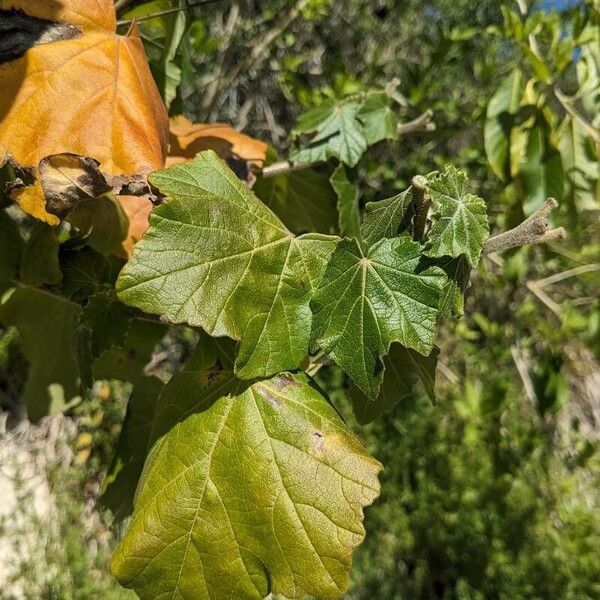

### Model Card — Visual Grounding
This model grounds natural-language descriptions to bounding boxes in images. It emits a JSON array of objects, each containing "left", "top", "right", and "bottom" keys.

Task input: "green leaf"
[
  {"left": 291, "top": 98, "right": 368, "bottom": 167},
  {"left": 81, "top": 293, "right": 131, "bottom": 357},
  {"left": 112, "top": 371, "right": 381, "bottom": 600},
  {"left": 123, "top": 0, "right": 187, "bottom": 108},
  {"left": 356, "top": 91, "right": 399, "bottom": 145},
  {"left": 437, "top": 255, "right": 472, "bottom": 318},
  {"left": 0, "top": 287, "right": 83, "bottom": 421},
  {"left": 351, "top": 344, "right": 439, "bottom": 424},
  {"left": 518, "top": 125, "right": 564, "bottom": 214},
  {"left": 254, "top": 168, "right": 338, "bottom": 234},
  {"left": 311, "top": 237, "right": 445, "bottom": 399},
  {"left": 117, "top": 151, "right": 338, "bottom": 380},
  {"left": 484, "top": 69, "right": 525, "bottom": 180},
  {"left": 360, "top": 187, "right": 414, "bottom": 248},
  {"left": 20, "top": 222, "right": 62, "bottom": 286},
  {"left": 558, "top": 116, "right": 599, "bottom": 212},
  {"left": 94, "top": 318, "right": 168, "bottom": 520},
  {"left": 59, "top": 248, "right": 122, "bottom": 301},
  {"left": 101, "top": 335, "right": 235, "bottom": 520},
  {"left": 68, "top": 194, "right": 129, "bottom": 256},
  {"left": 330, "top": 163, "right": 360, "bottom": 238},
  {"left": 425, "top": 166, "right": 489, "bottom": 267},
  {"left": 0, "top": 209, "right": 23, "bottom": 293}
]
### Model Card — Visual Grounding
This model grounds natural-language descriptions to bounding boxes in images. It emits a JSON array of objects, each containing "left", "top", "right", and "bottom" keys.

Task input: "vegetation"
[{"left": 0, "top": 0, "right": 598, "bottom": 598}]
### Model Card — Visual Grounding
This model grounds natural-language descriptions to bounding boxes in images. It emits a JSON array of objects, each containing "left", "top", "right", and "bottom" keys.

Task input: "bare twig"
[
  {"left": 260, "top": 160, "right": 310, "bottom": 178},
  {"left": 436, "top": 361, "right": 459, "bottom": 385},
  {"left": 511, "top": 344, "right": 538, "bottom": 407},
  {"left": 397, "top": 110, "right": 435, "bottom": 135},
  {"left": 525, "top": 281, "right": 563, "bottom": 318},
  {"left": 483, "top": 198, "right": 566, "bottom": 254},
  {"left": 554, "top": 87, "right": 600, "bottom": 145},
  {"left": 535, "top": 263, "right": 600, "bottom": 288},
  {"left": 524, "top": 263, "right": 600, "bottom": 319},
  {"left": 198, "top": 4, "right": 240, "bottom": 118}
]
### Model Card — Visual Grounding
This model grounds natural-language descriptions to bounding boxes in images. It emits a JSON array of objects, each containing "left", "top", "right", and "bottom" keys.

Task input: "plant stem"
[
  {"left": 397, "top": 110, "right": 435, "bottom": 135},
  {"left": 411, "top": 175, "right": 430, "bottom": 242},
  {"left": 483, "top": 198, "right": 566, "bottom": 254}
]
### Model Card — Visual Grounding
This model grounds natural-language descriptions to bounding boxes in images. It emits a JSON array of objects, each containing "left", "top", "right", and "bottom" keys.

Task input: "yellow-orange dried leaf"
[
  {"left": 117, "top": 195, "right": 153, "bottom": 258},
  {"left": 168, "top": 115, "right": 267, "bottom": 166},
  {"left": 0, "top": 0, "right": 168, "bottom": 221},
  {"left": 9, "top": 181, "right": 59, "bottom": 225}
]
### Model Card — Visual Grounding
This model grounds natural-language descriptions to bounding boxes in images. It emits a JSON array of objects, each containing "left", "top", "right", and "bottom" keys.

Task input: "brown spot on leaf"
[
  {"left": 272, "top": 373, "right": 301, "bottom": 391},
  {"left": 257, "top": 385, "right": 283, "bottom": 410},
  {"left": 312, "top": 431, "right": 325, "bottom": 452}
]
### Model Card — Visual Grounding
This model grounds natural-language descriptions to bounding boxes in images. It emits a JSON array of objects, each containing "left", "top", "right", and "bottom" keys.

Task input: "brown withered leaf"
[
  {"left": 40, "top": 154, "right": 112, "bottom": 219},
  {"left": 167, "top": 115, "right": 268, "bottom": 167},
  {"left": 0, "top": 0, "right": 168, "bottom": 223}
]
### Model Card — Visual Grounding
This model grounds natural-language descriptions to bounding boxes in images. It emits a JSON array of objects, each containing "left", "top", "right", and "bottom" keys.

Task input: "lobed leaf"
[
  {"left": 330, "top": 163, "right": 361, "bottom": 238},
  {"left": 351, "top": 344, "right": 439, "bottom": 424},
  {"left": 0, "top": 0, "right": 168, "bottom": 222},
  {"left": 425, "top": 166, "right": 489, "bottom": 267},
  {"left": 112, "top": 370, "right": 381, "bottom": 600},
  {"left": 291, "top": 98, "right": 368, "bottom": 167},
  {"left": 311, "top": 237, "right": 445, "bottom": 399},
  {"left": 360, "top": 186, "right": 414, "bottom": 248},
  {"left": 117, "top": 151, "right": 338, "bottom": 380},
  {"left": 356, "top": 91, "right": 399, "bottom": 145}
]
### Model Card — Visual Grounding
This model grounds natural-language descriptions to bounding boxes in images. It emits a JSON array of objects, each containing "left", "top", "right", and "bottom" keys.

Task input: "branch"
[
  {"left": 260, "top": 160, "right": 310, "bottom": 178},
  {"left": 554, "top": 87, "right": 600, "bottom": 145},
  {"left": 260, "top": 110, "right": 436, "bottom": 179},
  {"left": 397, "top": 109, "right": 435, "bottom": 135},
  {"left": 483, "top": 198, "right": 566, "bottom": 254}
]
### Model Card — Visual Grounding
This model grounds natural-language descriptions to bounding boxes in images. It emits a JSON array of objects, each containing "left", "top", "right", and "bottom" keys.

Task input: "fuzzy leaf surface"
[
  {"left": 425, "top": 167, "right": 489, "bottom": 267},
  {"left": 311, "top": 237, "right": 445, "bottom": 399},
  {"left": 112, "top": 371, "right": 381, "bottom": 600},
  {"left": 360, "top": 187, "right": 414, "bottom": 248},
  {"left": 117, "top": 151, "right": 337, "bottom": 379}
]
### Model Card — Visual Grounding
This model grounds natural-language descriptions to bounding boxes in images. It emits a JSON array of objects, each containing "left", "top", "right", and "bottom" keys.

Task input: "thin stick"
[
  {"left": 483, "top": 198, "right": 566, "bottom": 254},
  {"left": 554, "top": 87, "right": 600, "bottom": 145},
  {"left": 511, "top": 345, "right": 538, "bottom": 406},
  {"left": 534, "top": 263, "right": 600, "bottom": 288},
  {"left": 260, "top": 160, "right": 310, "bottom": 178},
  {"left": 397, "top": 110, "right": 435, "bottom": 135},
  {"left": 525, "top": 281, "right": 563, "bottom": 318}
]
